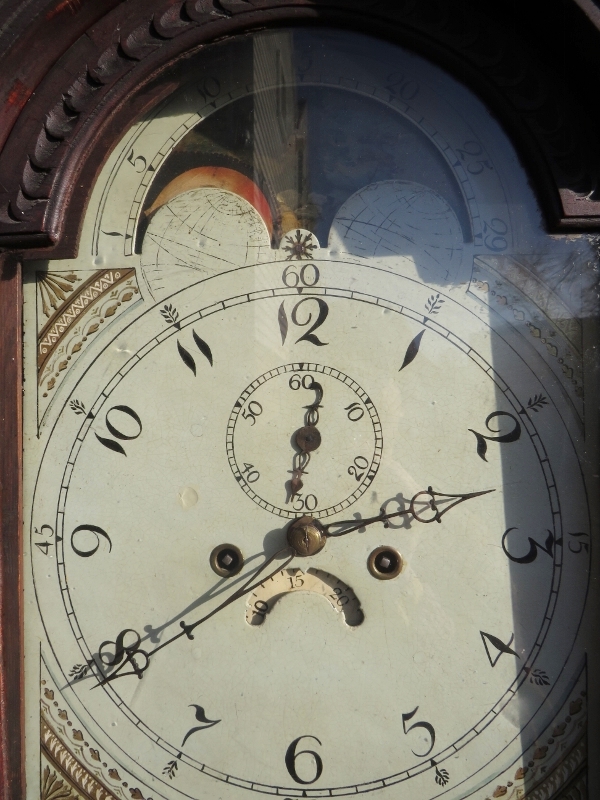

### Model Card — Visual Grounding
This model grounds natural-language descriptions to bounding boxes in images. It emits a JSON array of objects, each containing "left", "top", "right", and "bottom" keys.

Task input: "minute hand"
[
  {"left": 322, "top": 486, "right": 495, "bottom": 539},
  {"left": 94, "top": 545, "right": 295, "bottom": 686}
]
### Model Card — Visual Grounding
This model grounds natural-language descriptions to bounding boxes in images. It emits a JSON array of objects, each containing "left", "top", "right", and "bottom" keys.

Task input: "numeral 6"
[{"left": 285, "top": 735, "right": 323, "bottom": 784}]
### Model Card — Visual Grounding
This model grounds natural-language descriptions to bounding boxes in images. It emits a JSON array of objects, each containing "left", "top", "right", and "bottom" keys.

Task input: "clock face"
[{"left": 23, "top": 28, "right": 596, "bottom": 800}]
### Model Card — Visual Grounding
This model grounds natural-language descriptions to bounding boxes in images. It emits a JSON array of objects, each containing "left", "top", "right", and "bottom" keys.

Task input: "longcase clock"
[{"left": 0, "top": 2, "right": 599, "bottom": 800}]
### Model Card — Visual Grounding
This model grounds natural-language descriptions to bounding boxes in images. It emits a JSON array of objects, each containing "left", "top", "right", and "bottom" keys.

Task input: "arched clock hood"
[{"left": 0, "top": 0, "right": 599, "bottom": 258}]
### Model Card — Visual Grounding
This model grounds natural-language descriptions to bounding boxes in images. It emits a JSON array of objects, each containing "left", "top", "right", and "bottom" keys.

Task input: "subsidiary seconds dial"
[{"left": 227, "top": 363, "right": 383, "bottom": 518}]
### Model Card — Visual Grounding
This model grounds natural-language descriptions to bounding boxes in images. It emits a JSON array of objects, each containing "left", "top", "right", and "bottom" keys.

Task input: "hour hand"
[{"left": 322, "top": 486, "right": 495, "bottom": 538}]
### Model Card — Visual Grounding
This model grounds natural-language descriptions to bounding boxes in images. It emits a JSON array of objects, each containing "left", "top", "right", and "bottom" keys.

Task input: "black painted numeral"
[
  {"left": 242, "top": 401, "right": 263, "bottom": 425},
  {"left": 384, "top": 71, "right": 420, "bottom": 101},
  {"left": 95, "top": 405, "right": 142, "bottom": 456},
  {"left": 127, "top": 149, "right": 147, "bottom": 172},
  {"left": 456, "top": 139, "right": 493, "bottom": 174},
  {"left": 345, "top": 402, "right": 364, "bottom": 422},
  {"left": 568, "top": 532, "right": 590, "bottom": 554},
  {"left": 502, "top": 527, "right": 556, "bottom": 563},
  {"left": 469, "top": 411, "right": 521, "bottom": 461},
  {"left": 98, "top": 629, "right": 149, "bottom": 680},
  {"left": 348, "top": 456, "right": 369, "bottom": 481},
  {"left": 181, "top": 704, "right": 221, "bottom": 747},
  {"left": 253, "top": 600, "right": 269, "bottom": 618},
  {"left": 34, "top": 524, "right": 55, "bottom": 555},
  {"left": 480, "top": 630, "right": 519, "bottom": 667},
  {"left": 329, "top": 587, "right": 349, "bottom": 606},
  {"left": 282, "top": 263, "right": 320, "bottom": 288},
  {"left": 285, "top": 736, "right": 323, "bottom": 784},
  {"left": 279, "top": 298, "right": 329, "bottom": 346},
  {"left": 401, "top": 707, "right": 435, "bottom": 757},
  {"left": 293, "top": 493, "right": 318, "bottom": 512},
  {"left": 71, "top": 524, "right": 112, "bottom": 557},
  {"left": 177, "top": 330, "right": 213, "bottom": 375},
  {"left": 242, "top": 463, "right": 260, "bottom": 483},
  {"left": 475, "top": 217, "right": 508, "bottom": 251},
  {"left": 399, "top": 330, "right": 425, "bottom": 371}
]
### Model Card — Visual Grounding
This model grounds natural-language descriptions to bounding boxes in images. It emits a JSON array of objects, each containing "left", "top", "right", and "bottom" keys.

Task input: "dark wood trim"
[
  {"left": 0, "top": 0, "right": 599, "bottom": 258},
  {"left": 0, "top": 0, "right": 125, "bottom": 157},
  {"left": 0, "top": 254, "right": 24, "bottom": 800}
]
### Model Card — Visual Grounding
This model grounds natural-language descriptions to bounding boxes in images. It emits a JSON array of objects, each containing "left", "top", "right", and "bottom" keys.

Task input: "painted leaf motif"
[
  {"left": 192, "top": 330, "right": 213, "bottom": 366},
  {"left": 95, "top": 434, "right": 126, "bottom": 456},
  {"left": 530, "top": 669, "right": 551, "bottom": 686},
  {"left": 278, "top": 301, "right": 288, "bottom": 345},
  {"left": 399, "top": 330, "right": 425, "bottom": 371},
  {"left": 177, "top": 341, "right": 196, "bottom": 376}
]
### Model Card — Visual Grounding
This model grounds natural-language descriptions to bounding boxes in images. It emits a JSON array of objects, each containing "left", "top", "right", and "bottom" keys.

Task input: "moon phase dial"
[{"left": 227, "top": 363, "right": 383, "bottom": 519}]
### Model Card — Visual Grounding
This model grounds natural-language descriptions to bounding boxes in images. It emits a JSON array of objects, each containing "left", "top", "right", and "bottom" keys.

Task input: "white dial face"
[{"left": 23, "top": 28, "right": 595, "bottom": 800}]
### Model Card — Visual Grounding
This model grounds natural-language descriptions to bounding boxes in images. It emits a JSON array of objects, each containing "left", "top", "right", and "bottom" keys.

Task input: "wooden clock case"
[{"left": 1, "top": 0, "right": 600, "bottom": 796}]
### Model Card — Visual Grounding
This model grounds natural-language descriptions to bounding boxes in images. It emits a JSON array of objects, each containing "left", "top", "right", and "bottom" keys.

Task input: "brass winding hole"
[
  {"left": 210, "top": 543, "right": 244, "bottom": 577},
  {"left": 367, "top": 546, "right": 403, "bottom": 580}
]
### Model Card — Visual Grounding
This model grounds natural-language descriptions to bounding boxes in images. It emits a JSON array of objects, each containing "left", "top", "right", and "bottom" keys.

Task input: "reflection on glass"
[{"left": 24, "top": 26, "right": 598, "bottom": 800}]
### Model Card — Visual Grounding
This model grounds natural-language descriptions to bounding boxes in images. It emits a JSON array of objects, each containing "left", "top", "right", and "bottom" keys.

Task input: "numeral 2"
[
  {"left": 279, "top": 298, "right": 329, "bottom": 346},
  {"left": 469, "top": 411, "right": 521, "bottom": 461}
]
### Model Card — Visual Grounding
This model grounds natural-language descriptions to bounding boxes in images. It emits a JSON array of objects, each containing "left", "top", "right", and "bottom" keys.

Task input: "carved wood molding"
[{"left": 0, "top": 0, "right": 599, "bottom": 256}]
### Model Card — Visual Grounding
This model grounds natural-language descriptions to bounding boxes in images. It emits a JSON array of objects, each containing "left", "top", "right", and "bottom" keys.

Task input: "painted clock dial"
[{"left": 23, "top": 28, "right": 596, "bottom": 800}]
